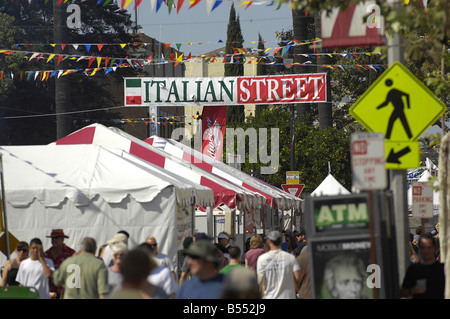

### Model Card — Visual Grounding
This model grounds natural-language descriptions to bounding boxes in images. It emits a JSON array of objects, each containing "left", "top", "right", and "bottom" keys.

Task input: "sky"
[{"left": 134, "top": 0, "right": 293, "bottom": 56}]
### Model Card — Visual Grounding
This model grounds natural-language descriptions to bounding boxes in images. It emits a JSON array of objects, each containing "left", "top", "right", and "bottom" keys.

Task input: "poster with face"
[{"left": 310, "top": 238, "right": 376, "bottom": 299}]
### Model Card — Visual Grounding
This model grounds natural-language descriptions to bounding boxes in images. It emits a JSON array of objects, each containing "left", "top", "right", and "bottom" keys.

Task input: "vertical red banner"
[{"left": 201, "top": 106, "right": 227, "bottom": 161}]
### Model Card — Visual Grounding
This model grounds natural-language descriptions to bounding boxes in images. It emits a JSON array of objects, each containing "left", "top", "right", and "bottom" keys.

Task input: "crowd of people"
[
  {"left": 0, "top": 228, "right": 310, "bottom": 299},
  {"left": 0, "top": 224, "right": 445, "bottom": 299}
]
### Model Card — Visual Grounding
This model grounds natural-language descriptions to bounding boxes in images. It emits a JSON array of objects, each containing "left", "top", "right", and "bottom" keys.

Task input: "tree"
[
  {"left": 255, "top": 33, "right": 268, "bottom": 119},
  {"left": 238, "top": 107, "right": 352, "bottom": 193},
  {"left": 225, "top": 3, "right": 245, "bottom": 125},
  {"left": 0, "top": 3, "right": 138, "bottom": 145},
  {"left": 282, "top": 0, "right": 449, "bottom": 125},
  {"left": 0, "top": 13, "right": 21, "bottom": 101}
]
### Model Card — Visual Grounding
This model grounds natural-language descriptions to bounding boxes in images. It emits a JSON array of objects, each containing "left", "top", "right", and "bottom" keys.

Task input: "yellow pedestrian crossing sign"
[
  {"left": 384, "top": 140, "right": 420, "bottom": 170},
  {"left": 349, "top": 62, "right": 446, "bottom": 142}
]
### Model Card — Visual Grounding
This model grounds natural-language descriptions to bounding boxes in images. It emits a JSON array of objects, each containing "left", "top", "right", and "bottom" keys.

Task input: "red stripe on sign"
[
  {"left": 126, "top": 96, "right": 142, "bottom": 105},
  {"left": 56, "top": 126, "right": 96, "bottom": 145}
]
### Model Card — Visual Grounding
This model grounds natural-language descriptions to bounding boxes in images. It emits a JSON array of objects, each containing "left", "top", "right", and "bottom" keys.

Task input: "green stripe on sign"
[{"left": 126, "top": 79, "right": 141, "bottom": 88}]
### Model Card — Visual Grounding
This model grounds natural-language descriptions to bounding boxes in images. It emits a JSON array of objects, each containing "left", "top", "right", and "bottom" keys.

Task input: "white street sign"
[
  {"left": 351, "top": 132, "right": 387, "bottom": 190},
  {"left": 412, "top": 181, "right": 433, "bottom": 219}
]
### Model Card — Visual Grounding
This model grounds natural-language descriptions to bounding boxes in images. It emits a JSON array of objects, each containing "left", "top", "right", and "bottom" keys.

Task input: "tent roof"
[
  {"left": 55, "top": 124, "right": 265, "bottom": 211},
  {"left": 0, "top": 144, "right": 197, "bottom": 208},
  {"left": 146, "top": 136, "right": 302, "bottom": 211},
  {"left": 311, "top": 174, "right": 351, "bottom": 196}
]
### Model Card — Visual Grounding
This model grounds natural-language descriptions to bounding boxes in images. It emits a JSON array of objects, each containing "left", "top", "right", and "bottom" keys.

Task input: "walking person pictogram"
[{"left": 376, "top": 79, "right": 412, "bottom": 139}]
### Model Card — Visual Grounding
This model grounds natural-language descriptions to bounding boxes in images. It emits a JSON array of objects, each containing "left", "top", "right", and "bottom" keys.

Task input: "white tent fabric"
[
  {"left": 54, "top": 123, "right": 265, "bottom": 211},
  {"left": 407, "top": 170, "right": 439, "bottom": 215},
  {"left": 0, "top": 144, "right": 198, "bottom": 268},
  {"left": 146, "top": 136, "right": 302, "bottom": 211},
  {"left": 310, "top": 174, "right": 351, "bottom": 196}
]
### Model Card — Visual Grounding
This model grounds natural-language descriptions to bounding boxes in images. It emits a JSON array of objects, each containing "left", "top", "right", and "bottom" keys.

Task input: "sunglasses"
[
  {"left": 17, "top": 248, "right": 28, "bottom": 253},
  {"left": 149, "top": 243, "right": 157, "bottom": 248}
]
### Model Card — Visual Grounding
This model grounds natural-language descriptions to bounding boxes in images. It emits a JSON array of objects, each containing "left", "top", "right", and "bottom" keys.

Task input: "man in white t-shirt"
[
  {"left": 257, "top": 230, "right": 301, "bottom": 299},
  {"left": 16, "top": 238, "right": 55, "bottom": 299},
  {"left": 146, "top": 236, "right": 176, "bottom": 279},
  {"left": 147, "top": 265, "right": 179, "bottom": 298}
]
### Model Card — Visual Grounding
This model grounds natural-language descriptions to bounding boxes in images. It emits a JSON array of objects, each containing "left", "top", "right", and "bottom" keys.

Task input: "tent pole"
[
  {"left": 0, "top": 155, "right": 10, "bottom": 260},
  {"left": 207, "top": 206, "right": 213, "bottom": 237}
]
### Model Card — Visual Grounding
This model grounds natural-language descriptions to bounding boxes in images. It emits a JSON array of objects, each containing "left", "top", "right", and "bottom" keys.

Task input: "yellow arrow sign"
[
  {"left": 349, "top": 62, "right": 446, "bottom": 141},
  {"left": 385, "top": 141, "right": 420, "bottom": 170}
]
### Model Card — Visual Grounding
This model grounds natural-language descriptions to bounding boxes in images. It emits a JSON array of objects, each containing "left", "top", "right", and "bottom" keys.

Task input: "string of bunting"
[
  {"left": 28, "top": 0, "right": 292, "bottom": 15},
  {"left": 0, "top": 48, "right": 385, "bottom": 80},
  {"left": 13, "top": 39, "right": 320, "bottom": 51}
]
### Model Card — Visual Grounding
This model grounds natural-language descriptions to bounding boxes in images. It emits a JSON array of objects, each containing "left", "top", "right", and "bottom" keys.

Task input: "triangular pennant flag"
[
  {"left": 120, "top": 43, "right": 127, "bottom": 49},
  {"left": 97, "top": 44, "right": 104, "bottom": 51},
  {"left": 97, "top": 57, "right": 102, "bottom": 68},
  {"left": 134, "top": 0, "right": 143, "bottom": 9},
  {"left": 88, "top": 57, "right": 95, "bottom": 67},
  {"left": 167, "top": 0, "right": 174, "bottom": 13},
  {"left": 123, "top": 0, "right": 133, "bottom": 9},
  {"left": 176, "top": 43, "right": 182, "bottom": 51},
  {"left": 189, "top": 0, "right": 201, "bottom": 8},
  {"left": 156, "top": 0, "right": 164, "bottom": 11},
  {"left": 176, "top": 0, "right": 184, "bottom": 13},
  {"left": 46, "top": 54, "right": 55, "bottom": 63},
  {"left": 85, "top": 44, "right": 91, "bottom": 52}
]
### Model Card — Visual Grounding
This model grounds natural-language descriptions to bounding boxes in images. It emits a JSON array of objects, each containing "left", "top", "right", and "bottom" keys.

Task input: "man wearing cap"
[
  {"left": 102, "top": 231, "right": 129, "bottom": 268},
  {"left": 45, "top": 229, "right": 75, "bottom": 298},
  {"left": 215, "top": 231, "right": 231, "bottom": 263},
  {"left": 257, "top": 230, "right": 301, "bottom": 299},
  {"left": 176, "top": 240, "right": 225, "bottom": 299}
]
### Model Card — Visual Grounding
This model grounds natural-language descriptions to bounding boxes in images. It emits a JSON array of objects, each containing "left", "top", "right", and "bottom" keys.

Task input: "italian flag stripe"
[{"left": 125, "top": 79, "right": 142, "bottom": 105}]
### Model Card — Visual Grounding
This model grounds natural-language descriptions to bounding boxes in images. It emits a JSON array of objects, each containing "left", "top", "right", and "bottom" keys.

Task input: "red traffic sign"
[{"left": 281, "top": 184, "right": 305, "bottom": 197}]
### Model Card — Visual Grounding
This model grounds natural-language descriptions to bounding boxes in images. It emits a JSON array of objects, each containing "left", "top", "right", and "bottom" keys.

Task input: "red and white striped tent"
[
  {"left": 146, "top": 135, "right": 302, "bottom": 212},
  {"left": 54, "top": 124, "right": 266, "bottom": 213}
]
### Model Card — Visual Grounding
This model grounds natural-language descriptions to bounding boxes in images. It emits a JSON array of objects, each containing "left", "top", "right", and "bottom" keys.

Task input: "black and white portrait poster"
[{"left": 310, "top": 238, "right": 376, "bottom": 299}]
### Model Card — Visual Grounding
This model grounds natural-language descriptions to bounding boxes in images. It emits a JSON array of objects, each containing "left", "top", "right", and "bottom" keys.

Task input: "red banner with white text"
[{"left": 201, "top": 106, "right": 227, "bottom": 161}]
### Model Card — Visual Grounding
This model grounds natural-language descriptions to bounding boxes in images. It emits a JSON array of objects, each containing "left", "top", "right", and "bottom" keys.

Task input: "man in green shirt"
[
  {"left": 219, "top": 245, "right": 243, "bottom": 275},
  {"left": 53, "top": 237, "right": 109, "bottom": 299}
]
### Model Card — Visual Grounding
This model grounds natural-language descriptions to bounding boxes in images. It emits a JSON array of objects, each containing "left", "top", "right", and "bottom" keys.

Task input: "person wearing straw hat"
[{"left": 45, "top": 229, "right": 75, "bottom": 298}]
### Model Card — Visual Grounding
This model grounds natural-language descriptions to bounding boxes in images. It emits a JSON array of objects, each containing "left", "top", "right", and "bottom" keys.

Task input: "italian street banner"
[
  {"left": 201, "top": 106, "right": 226, "bottom": 161},
  {"left": 124, "top": 73, "right": 327, "bottom": 106}
]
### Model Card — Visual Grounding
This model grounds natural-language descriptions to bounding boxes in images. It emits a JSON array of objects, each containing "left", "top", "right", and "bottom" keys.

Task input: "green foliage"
[
  {"left": 0, "top": 3, "right": 139, "bottom": 145},
  {"left": 225, "top": 3, "right": 245, "bottom": 124},
  {"left": 232, "top": 106, "right": 352, "bottom": 194},
  {"left": 0, "top": 13, "right": 22, "bottom": 101}
]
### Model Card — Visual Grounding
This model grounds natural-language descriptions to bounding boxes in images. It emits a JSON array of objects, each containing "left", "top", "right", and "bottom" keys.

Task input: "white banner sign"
[{"left": 124, "top": 74, "right": 327, "bottom": 106}]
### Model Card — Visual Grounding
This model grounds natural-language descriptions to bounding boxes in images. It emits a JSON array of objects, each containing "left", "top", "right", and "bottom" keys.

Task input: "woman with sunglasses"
[{"left": 1, "top": 241, "right": 29, "bottom": 286}]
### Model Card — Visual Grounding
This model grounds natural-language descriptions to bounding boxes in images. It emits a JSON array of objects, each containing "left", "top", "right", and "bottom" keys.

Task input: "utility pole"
[{"left": 386, "top": 0, "right": 409, "bottom": 286}]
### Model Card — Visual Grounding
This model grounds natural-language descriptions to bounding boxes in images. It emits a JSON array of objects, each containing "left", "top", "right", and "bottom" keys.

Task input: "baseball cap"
[
  {"left": 107, "top": 233, "right": 128, "bottom": 244},
  {"left": 184, "top": 240, "right": 220, "bottom": 265},
  {"left": 217, "top": 232, "right": 230, "bottom": 240},
  {"left": 265, "top": 230, "right": 282, "bottom": 241}
]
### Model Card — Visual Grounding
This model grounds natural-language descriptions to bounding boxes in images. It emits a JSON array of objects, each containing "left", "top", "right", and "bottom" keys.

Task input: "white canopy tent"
[
  {"left": 0, "top": 144, "right": 212, "bottom": 268},
  {"left": 310, "top": 174, "right": 351, "bottom": 196}
]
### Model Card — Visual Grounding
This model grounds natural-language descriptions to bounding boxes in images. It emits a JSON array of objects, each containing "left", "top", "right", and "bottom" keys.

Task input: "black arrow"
[{"left": 387, "top": 146, "right": 411, "bottom": 164}]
